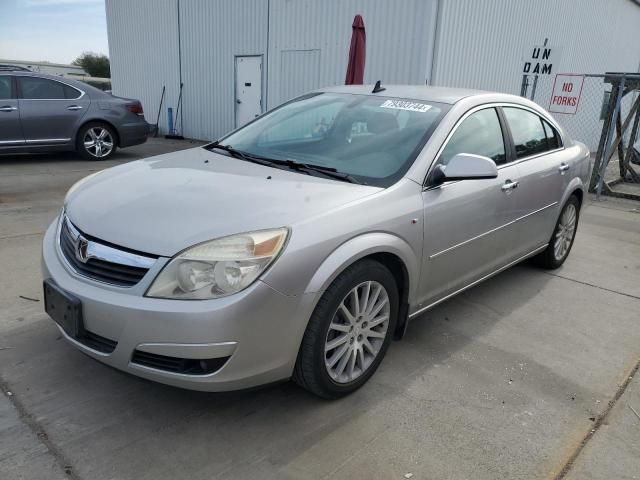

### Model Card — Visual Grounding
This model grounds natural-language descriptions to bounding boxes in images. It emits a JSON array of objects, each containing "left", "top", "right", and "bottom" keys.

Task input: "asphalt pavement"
[{"left": 1, "top": 138, "right": 638, "bottom": 480}]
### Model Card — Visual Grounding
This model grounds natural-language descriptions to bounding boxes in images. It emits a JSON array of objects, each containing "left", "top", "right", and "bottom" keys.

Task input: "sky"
[{"left": 0, "top": 0, "right": 108, "bottom": 64}]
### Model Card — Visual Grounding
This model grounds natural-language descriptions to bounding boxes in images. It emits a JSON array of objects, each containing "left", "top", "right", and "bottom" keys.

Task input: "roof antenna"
[{"left": 372, "top": 80, "right": 386, "bottom": 93}]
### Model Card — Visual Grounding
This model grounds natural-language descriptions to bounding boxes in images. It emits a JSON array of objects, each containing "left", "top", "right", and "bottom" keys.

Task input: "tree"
[{"left": 72, "top": 52, "right": 110, "bottom": 78}]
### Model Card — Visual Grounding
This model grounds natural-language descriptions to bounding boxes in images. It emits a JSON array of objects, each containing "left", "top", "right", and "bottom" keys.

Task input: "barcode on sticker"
[{"left": 380, "top": 100, "right": 432, "bottom": 113}]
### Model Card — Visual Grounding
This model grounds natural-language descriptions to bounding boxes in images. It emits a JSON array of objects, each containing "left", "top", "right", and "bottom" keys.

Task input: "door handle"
[
  {"left": 236, "top": 99, "right": 242, "bottom": 104},
  {"left": 501, "top": 180, "right": 519, "bottom": 192},
  {"left": 559, "top": 163, "right": 570, "bottom": 173},
  {"left": 67, "top": 105, "right": 83, "bottom": 111},
  {"left": 0, "top": 106, "right": 17, "bottom": 112}
]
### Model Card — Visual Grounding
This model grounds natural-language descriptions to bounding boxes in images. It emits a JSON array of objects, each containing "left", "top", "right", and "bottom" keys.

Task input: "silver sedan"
[{"left": 41, "top": 85, "right": 590, "bottom": 398}]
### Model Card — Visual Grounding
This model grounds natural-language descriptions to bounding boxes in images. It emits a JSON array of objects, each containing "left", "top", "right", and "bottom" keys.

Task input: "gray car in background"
[
  {"left": 42, "top": 85, "right": 590, "bottom": 398},
  {"left": 0, "top": 69, "right": 149, "bottom": 160}
]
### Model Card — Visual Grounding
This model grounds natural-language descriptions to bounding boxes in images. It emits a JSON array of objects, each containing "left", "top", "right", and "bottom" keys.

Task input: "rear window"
[{"left": 542, "top": 119, "right": 561, "bottom": 150}]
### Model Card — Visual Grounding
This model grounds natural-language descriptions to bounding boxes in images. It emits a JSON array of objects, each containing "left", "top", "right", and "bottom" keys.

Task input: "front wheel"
[
  {"left": 77, "top": 122, "right": 117, "bottom": 160},
  {"left": 534, "top": 195, "right": 580, "bottom": 269},
  {"left": 293, "top": 259, "right": 398, "bottom": 399}
]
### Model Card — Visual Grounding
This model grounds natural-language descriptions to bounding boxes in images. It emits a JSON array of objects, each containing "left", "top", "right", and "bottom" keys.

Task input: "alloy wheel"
[
  {"left": 554, "top": 203, "right": 577, "bottom": 261},
  {"left": 83, "top": 127, "right": 114, "bottom": 158},
  {"left": 324, "top": 281, "right": 390, "bottom": 384}
]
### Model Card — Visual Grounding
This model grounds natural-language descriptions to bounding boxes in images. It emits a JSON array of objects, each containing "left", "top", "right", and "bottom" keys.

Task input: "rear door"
[
  {"left": 0, "top": 75, "right": 24, "bottom": 146},
  {"left": 17, "top": 75, "right": 89, "bottom": 145},
  {"left": 419, "top": 107, "right": 522, "bottom": 307},
  {"left": 501, "top": 106, "right": 566, "bottom": 254}
]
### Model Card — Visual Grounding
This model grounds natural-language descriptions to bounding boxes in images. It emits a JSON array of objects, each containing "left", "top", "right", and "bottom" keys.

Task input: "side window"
[
  {"left": 503, "top": 107, "right": 549, "bottom": 158},
  {"left": 439, "top": 108, "right": 506, "bottom": 166},
  {"left": 18, "top": 77, "right": 79, "bottom": 100},
  {"left": 64, "top": 84, "right": 81, "bottom": 99},
  {"left": 542, "top": 119, "right": 561, "bottom": 150},
  {"left": 0, "top": 76, "right": 13, "bottom": 99}
]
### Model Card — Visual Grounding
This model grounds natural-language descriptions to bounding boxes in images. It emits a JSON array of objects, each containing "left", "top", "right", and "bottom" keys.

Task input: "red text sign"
[{"left": 549, "top": 74, "right": 584, "bottom": 115}]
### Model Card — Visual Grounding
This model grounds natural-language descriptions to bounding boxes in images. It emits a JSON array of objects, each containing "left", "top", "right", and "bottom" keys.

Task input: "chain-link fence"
[{"left": 523, "top": 72, "right": 640, "bottom": 199}]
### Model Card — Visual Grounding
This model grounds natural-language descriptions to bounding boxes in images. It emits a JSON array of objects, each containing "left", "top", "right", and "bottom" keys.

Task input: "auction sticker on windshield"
[{"left": 380, "top": 99, "right": 432, "bottom": 113}]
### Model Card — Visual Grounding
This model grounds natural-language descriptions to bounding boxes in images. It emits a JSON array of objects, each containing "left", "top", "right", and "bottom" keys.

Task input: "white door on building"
[{"left": 235, "top": 56, "right": 262, "bottom": 128}]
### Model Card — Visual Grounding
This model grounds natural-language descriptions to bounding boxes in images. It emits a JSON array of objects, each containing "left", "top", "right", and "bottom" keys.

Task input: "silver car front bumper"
[{"left": 41, "top": 220, "right": 311, "bottom": 392}]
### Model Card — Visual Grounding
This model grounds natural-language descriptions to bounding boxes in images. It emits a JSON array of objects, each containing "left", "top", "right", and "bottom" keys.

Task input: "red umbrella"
[{"left": 345, "top": 14, "right": 366, "bottom": 85}]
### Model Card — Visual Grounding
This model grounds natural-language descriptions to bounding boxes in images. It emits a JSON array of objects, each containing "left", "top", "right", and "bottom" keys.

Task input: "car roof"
[
  {"left": 316, "top": 84, "right": 491, "bottom": 105},
  {"left": 8, "top": 71, "right": 108, "bottom": 96},
  {"left": 11, "top": 70, "right": 74, "bottom": 81}
]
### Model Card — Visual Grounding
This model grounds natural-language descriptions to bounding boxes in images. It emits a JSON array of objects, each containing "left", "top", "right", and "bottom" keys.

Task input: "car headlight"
[{"left": 145, "top": 228, "right": 288, "bottom": 300}]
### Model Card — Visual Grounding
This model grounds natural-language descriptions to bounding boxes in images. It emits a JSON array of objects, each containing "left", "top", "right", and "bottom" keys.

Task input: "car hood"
[{"left": 65, "top": 147, "right": 382, "bottom": 256}]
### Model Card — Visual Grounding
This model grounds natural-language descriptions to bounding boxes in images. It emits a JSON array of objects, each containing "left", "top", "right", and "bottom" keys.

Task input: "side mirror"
[{"left": 431, "top": 153, "right": 498, "bottom": 186}]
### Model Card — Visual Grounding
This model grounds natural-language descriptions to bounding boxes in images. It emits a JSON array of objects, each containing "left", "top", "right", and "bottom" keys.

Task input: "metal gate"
[{"left": 524, "top": 71, "right": 640, "bottom": 200}]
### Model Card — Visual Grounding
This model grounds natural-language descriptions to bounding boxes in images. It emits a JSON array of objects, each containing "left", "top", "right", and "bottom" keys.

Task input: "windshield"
[{"left": 216, "top": 93, "right": 449, "bottom": 187}]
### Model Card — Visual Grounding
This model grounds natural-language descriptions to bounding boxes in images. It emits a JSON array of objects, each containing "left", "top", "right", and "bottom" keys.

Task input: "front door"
[
  {"left": 418, "top": 107, "right": 522, "bottom": 308},
  {"left": 235, "top": 56, "right": 263, "bottom": 128},
  {"left": 420, "top": 164, "right": 521, "bottom": 307},
  {"left": 17, "top": 75, "right": 89, "bottom": 144},
  {"left": 0, "top": 75, "right": 24, "bottom": 146}
]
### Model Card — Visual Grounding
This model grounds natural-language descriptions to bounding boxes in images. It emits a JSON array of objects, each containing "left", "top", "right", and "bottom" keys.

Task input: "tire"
[
  {"left": 533, "top": 195, "right": 580, "bottom": 269},
  {"left": 77, "top": 122, "right": 117, "bottom": 160},
  {"left": 293, "top": 259, "right": 399, "bottom": 399}
]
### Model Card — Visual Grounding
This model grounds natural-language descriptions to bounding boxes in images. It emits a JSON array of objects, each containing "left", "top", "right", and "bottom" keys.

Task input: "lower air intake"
[{"left": 131, "top": 350, "right": 229, "bottom": 375}]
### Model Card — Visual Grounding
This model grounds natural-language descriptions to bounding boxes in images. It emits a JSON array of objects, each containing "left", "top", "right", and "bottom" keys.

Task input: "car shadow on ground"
[{"left": 1, "top": 260, "right": 597, "bottom": 478}]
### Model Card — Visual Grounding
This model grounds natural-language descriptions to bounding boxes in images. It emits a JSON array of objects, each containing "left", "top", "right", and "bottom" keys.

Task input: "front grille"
[
  {"left": 59, "top": 217, "right": 155, "bottom": 287},
  {"left": 131, "top": 350, "right": 230, "bottom": 375},
  {"left": 78, "top": 330, "right": 118, "bottom": 354}
]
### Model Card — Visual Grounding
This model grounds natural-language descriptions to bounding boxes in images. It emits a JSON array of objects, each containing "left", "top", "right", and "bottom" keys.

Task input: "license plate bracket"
[{"left": 43, "top": 279, "right": 84, "bottom": 338}]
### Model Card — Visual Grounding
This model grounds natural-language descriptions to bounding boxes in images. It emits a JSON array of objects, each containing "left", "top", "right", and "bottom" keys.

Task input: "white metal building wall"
[
  {"left": 106, "top": 0, "right": 438, "bottom": 140},
  {"left": 431, "top": 0, "right": 640, "bottom": 91},
  {"left": 105, "top": 0, "right": 181, "bottom": 137},
  {"left": 266, "top": 0, "right": 438, "bottom": 107},
  {"left": 178, "top": 0, "right": 268, "bottom": 141},
  {"left": 431, "top": 0, "right": 640, "bottom": 148},
  {"left": 106, "top": 0, "right": 640, "bottom": 144}
]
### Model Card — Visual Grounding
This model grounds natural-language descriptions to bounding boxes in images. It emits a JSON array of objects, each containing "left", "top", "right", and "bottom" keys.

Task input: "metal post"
[
  {"left": 530, "top": 75, "right": 538, "bottom": 101},
  {"left": 596, "top": 76, "right": 625, "bottom": 198},
  {"left": 167, "top": 107, "right": 174, "bottom": 135},
  {"left": 520, "top": 75, "right": 529, "bottom": 97},
  {"left": 616, "top": 110, "right": 625, "bottom": 178},
  {"left": 530, "top": 38, "right": 548, "bottom": 101},
  {"left": 622, "top": 100, "right": 640, "bottom": 180}
]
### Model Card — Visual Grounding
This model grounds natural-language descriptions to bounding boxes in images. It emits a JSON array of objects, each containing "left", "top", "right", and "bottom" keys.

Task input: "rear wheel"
[
  {"left": 293, "top": 259, "right": 398, "bottom": 399},
  {"left": 77, "top": 122, "right": 117, "bottom": 160},
  {"left": 534, "top": 195, "right": 580, "bottom": 269}
]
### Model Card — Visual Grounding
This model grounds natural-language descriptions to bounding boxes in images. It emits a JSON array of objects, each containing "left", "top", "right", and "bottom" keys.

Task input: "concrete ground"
[{"left": 1, "top": 138, "right": 639, "bottom": 480}]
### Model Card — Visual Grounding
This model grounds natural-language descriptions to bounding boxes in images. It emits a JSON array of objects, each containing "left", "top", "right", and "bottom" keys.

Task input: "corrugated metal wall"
[
  {"left": 106, "top": 0, "right": 438, "bottom": 140},
  {"left": 105, "top": 0, "right": 640, "bottom": 144},
  {"left": 431, "top": 0, "right": 640, "bottom": 148},
  {"left": 105, "top": 0, "right": 181, "bottom": 138},
  {"left": 279, "top": 49, "right": 322, "bottom": 102},
  {"left": 178, "top": 0, "right": 268, "bottom": 141},
  {"left": 267, "top": 0, "right": 438, "bottom": 108}
]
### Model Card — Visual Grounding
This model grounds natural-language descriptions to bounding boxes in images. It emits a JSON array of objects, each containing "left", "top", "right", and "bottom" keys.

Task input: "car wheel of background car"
[
  {"left": 77, "top": 122, "right": 117, "bottom": 160},
  {"left": 293, "top": 259, "right": 398, "bottom": 399},
  {"left": 534, "top": 195, "right": 580, "bottom": 269}
]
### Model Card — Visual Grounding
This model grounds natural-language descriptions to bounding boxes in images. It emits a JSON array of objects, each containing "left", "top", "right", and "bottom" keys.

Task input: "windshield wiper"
[
  {"left": 281, "top": 160, "right": 364, "bottom": 185},
  {"left": 207, "top": 143, "right": 363, "bottom": 184},
  {"left": 207, "top": 142, "right": 278, "bottom": 167}
]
